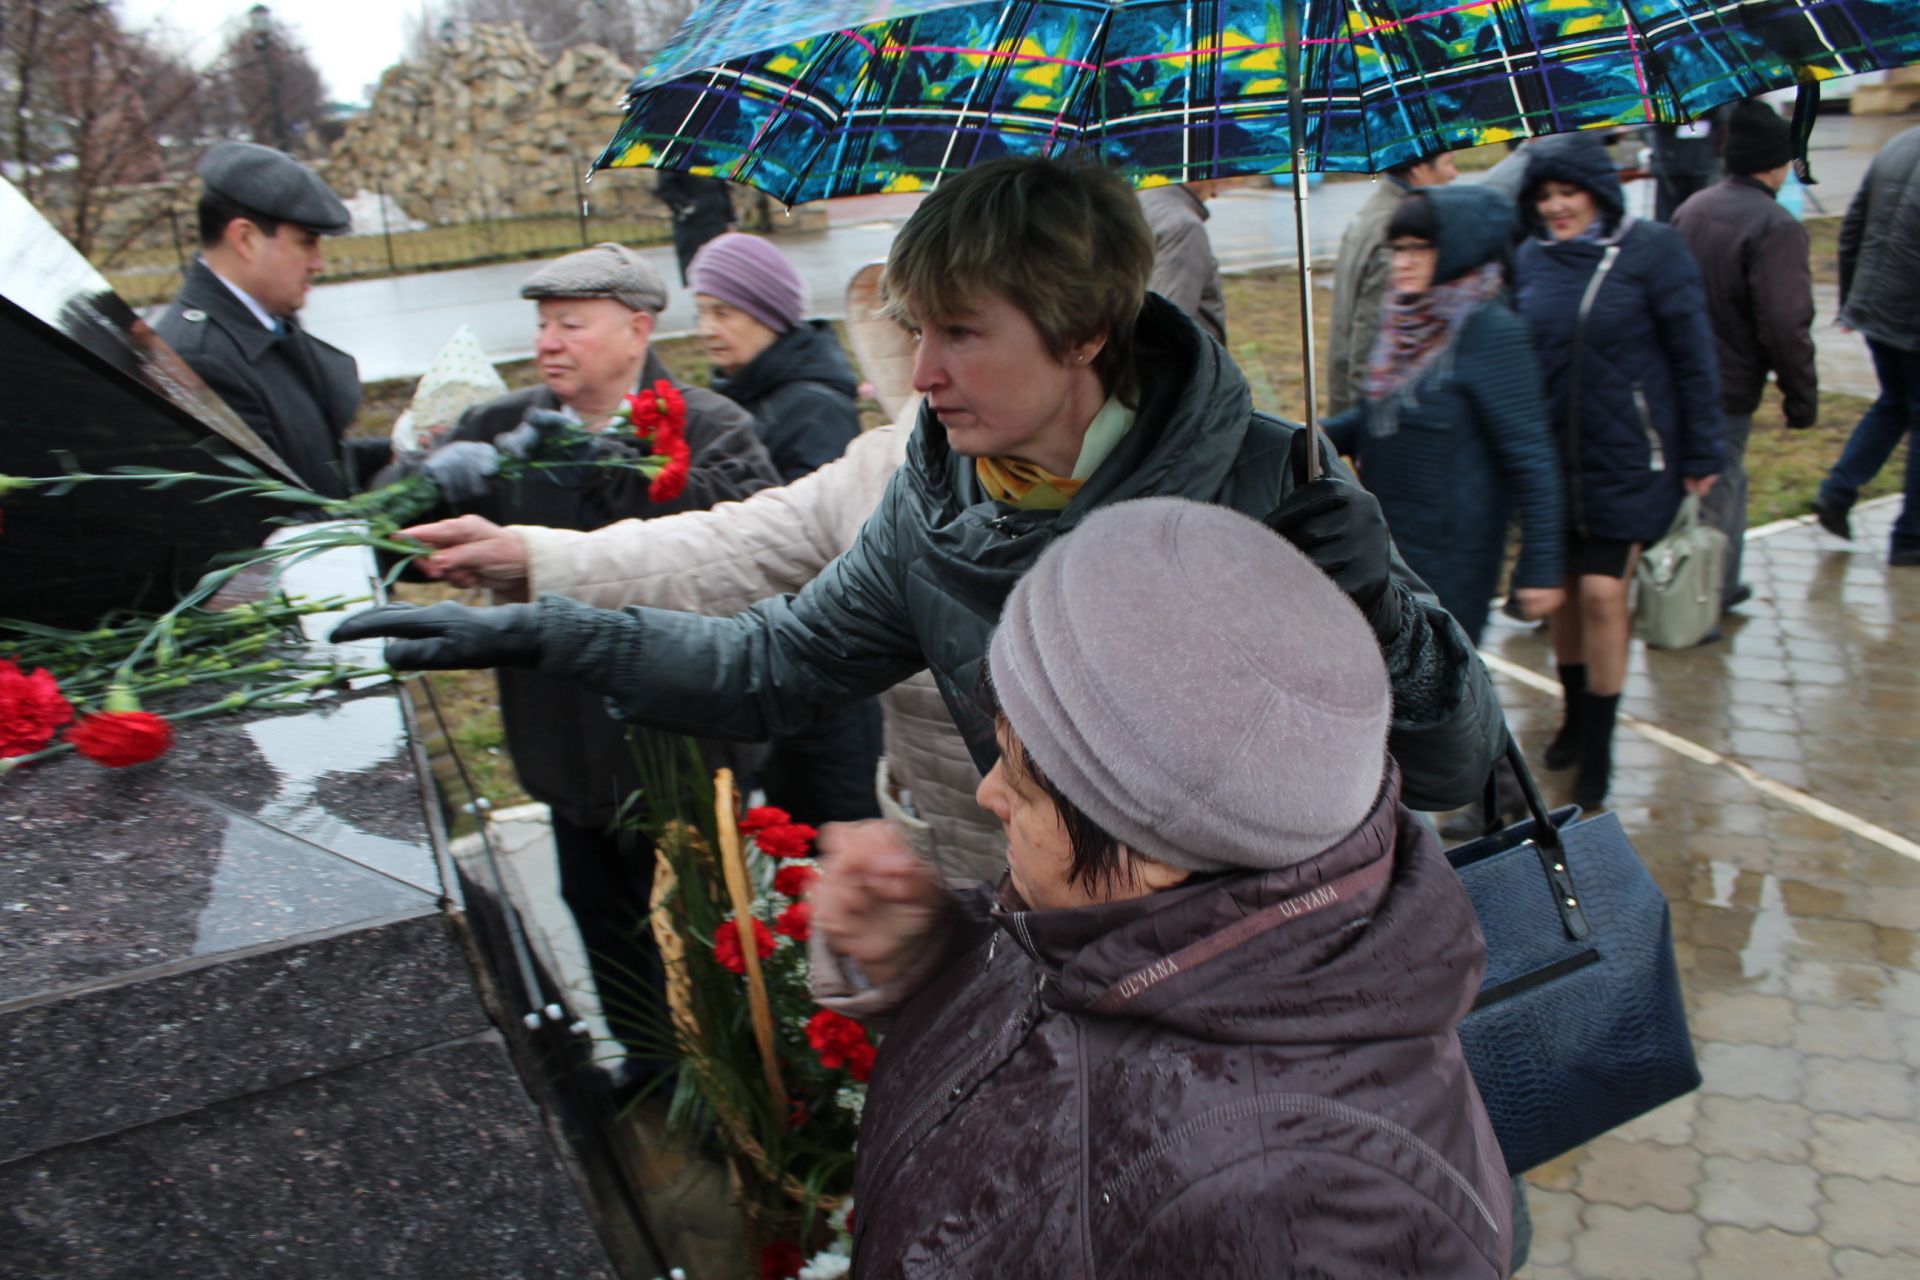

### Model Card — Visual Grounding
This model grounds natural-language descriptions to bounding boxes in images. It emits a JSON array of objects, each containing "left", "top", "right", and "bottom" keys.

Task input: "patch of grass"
[
  {"left": 1805, "top": 215, "right": 1842, "bottom": 286},
  {"left": 1747, "top": 390, "right": 1903, "bottom": 526},
  {"left": 389, "top": 580, "right": 531, "bottom": 811}
]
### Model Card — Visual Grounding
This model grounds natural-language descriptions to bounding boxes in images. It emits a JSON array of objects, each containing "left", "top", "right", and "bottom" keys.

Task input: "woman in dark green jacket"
[
  {"left": 1325, "top": 185, "right": 1566, "bottom": 646},
  {"left": 335, "top": 158, "right": 1508, "bottom": 815}
]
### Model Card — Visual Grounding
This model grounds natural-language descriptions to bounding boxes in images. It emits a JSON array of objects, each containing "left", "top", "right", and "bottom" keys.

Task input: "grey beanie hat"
[
  {"left": 520, "top": 242, "right": 668, "bottom": 313},
  {"left": 988, "top": 497, "right": 1391, "bottom": 873}
]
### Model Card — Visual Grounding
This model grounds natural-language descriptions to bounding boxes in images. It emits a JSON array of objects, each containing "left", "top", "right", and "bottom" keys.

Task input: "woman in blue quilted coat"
[
  {"left": 1324, "top": 183, "right": 1566, "bottom": 648},
  {"left": 1513, "top": 136, "right": 1724, "bottom": 807}
]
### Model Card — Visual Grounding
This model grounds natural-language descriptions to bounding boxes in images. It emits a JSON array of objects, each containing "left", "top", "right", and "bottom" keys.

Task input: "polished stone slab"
[
  {"left": 0, "top": 1032, "right": 615, "bottom": 1280},
  {"left": 0, "top": 693, "right": 438, "bottom": 1005},
  {"left": 0, "top": 910, "right": 483, "bottom": 1165}
]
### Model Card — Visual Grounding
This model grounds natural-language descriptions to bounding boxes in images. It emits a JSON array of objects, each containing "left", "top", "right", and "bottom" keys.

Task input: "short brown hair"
[{"left": 883, "top": 157, "right": 1154, "bottom": 403}]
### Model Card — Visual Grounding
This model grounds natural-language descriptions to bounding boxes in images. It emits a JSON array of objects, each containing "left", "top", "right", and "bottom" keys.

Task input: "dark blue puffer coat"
[
  {"left": 1514, "top": 136, "right": 1724, "bottom": 544},
  {"left": 1326, "top": 185, "right": 1565, "bottom": 644}
]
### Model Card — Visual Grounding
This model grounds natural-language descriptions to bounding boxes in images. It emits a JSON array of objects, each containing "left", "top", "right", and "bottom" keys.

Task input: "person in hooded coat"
[
  {"left": 333, "top": 157, "right": 1508, "bottom": 823},
  {"left": 1513, "top": 136, "right": 1724, "bottom": 807},
  {"left": 808, "top": 497, "right": 1512, "bottom": 1278},
  {"left": 1324, "top": 184, "right": 1565, "bottom": 646}
]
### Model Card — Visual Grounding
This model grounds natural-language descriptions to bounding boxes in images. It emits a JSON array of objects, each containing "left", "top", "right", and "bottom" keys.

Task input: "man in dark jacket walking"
[
  {"left": 154, "top": 143, "right": 371, "bottom": 498},
  {"left": 1673, "top": 99, "right": 1819, "bottom": 608},
  {"left": 1814, "top": 124, "right": 1920, "bottom": 566},
  {"left": 654, "top": 170, "right": 734, "bottom": 286},
  {"left": 393, "top": 242, "right": 780, "bottom": 1067}
]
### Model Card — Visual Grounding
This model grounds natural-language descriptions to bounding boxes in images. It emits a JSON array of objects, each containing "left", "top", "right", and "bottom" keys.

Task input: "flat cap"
[
  {"left": 198, "top": 142, "right": 351, "bottom": 235},
  {"left": 519, "top": 242, "right": 668, "bottom": 313}
]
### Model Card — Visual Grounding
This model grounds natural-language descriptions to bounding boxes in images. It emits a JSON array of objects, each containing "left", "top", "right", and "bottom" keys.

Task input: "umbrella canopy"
[{"left": 595, "top": 0, "right": 1920, "bottom": 202}]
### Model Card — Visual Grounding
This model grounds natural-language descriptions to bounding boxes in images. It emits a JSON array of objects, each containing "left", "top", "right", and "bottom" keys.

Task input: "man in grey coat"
[
  {"left": 1139, "top": 181, "right": 1228, "bottom": 344},
  {"left": 1328, "top": 150, "right": 1456, "bottom": 414},
  {"left": 1673, "top": 99, "right": 1819, "bottom": 608},
  {"left": 1815, "top": 123, "right": 1920, "bottom": 566},
  {"left": 154, "top": 143, "right": 369, "bottom": 498}
]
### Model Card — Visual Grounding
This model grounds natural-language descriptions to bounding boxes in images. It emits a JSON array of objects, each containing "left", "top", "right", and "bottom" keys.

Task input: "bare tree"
[
  {"left": 0, "top": 0, "right": 210, "bottom": 259},
  {"left": 218, "top": 8, "right": 328, "bottom": 156}
]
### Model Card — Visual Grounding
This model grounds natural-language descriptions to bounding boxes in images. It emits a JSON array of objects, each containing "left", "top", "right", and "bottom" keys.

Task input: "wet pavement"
[{"left": 1486, "top": 497, "right": 1920, "bottom": 1280}]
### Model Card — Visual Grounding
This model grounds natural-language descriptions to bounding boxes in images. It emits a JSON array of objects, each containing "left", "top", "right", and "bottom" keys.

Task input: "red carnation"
[
  {"left": 753, "top": 821, "right": 818, "bottom": 861},
  {"left": 712, "top": 914, "right": 776, "bottom": 975},
  {"left": 627, "top": 379, "right": 686, "bottom": 439},
  {"left": 773, "top": 864, "right": 818, "bottom": 899},
  {"left": 0, "top": 658, "right": 74, "bottom": 757},
  {"left": 806, "top": 1008, "right": 876, "bottom": 1081},
  {"left": 760, "top": 1239, "right": 804, "bottom": 1280},
  {"left": 66, "top": 710, "right": 173, "bottom": 768},
  {"left": 741, "top": 805, "right": 791, "bottom": 834},
  {"left": 647, "top": 436, "right": 691, "bottom": 503},
  {"left": 774, "top": 900, "right": 811, "bottom": 942}
]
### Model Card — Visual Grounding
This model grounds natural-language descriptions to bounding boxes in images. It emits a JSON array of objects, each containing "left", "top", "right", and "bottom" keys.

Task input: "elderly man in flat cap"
[
  {"left": 394, "top": 242, "right": 780, "bottom": 1078},
  {"left": 155, "top": 142, "right": 372, "bottom": 498}
]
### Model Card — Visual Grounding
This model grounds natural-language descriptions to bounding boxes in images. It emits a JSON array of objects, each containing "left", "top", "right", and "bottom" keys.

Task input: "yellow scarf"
[{"left": 975, "top": 456, "right": 1085, "bottom": 510}]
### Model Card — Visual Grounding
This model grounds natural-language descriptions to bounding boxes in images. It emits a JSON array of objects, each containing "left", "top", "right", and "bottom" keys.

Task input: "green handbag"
[{"left": 1633, "top": 494, "right": 1728, "bottom": 649}]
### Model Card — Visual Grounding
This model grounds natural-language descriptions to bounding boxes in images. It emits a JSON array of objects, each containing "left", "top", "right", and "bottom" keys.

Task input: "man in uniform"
[{"left": 155, "top": 142, "right": 370, "bottom": 498}]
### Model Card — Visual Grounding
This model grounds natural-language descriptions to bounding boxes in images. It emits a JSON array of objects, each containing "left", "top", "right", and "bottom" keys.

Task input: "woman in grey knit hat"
[{"left": 807, "top": 496, "right": 1511, "bottom": 1279}]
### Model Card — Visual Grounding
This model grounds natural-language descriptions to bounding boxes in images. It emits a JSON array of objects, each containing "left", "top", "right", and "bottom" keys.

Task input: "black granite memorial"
[{"left": 0, "top": 179, "right": 637, "bottom": 1278}]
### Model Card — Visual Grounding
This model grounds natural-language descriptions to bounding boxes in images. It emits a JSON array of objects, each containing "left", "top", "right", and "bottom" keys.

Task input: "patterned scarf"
[
  {"left": 1361, "top": 260, "right": 1506, "bottom": 434},
  {"left": 976, "top": 455, "right": 1085, "bottom": 510}
]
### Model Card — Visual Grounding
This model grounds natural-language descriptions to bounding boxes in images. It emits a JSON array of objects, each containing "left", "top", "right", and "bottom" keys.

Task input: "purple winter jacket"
[{"left": 832, "top": 765, "right": 1511, "bottom": 1278}]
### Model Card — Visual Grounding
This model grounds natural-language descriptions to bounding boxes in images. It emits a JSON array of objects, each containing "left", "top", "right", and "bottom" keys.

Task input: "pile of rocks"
[{"left": 325, "top": 22, "right": 664, "bottom": 227}]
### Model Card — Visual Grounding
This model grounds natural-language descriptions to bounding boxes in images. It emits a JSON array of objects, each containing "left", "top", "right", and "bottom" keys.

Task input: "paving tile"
[
  {"left": 1801, "top": 1055, "right": 1919, "bottom": 1122},
  {"left": 1809, "top": 1115, "right": 1920, "bottom": 1184},
  {"left": 1692, "top": 1095, "right": 1814, "bottom": 1163},
  {"left": 1526, "top": 1148, "right": 1585, "bottom": 1193},
  {"left": 1793, "top": 1002, "right": 1907, "bottom": 1062},
  {"left": 1607, "top": 1092, "right": 1700, "bottom": 1147},
  {"left": 1817, "top": 1175, "right": 1920, "bottom": 1256},
  {"left": 1520, "top": 1185, "right": 1584, "bottom": 1269},
  {"left": 1570, "top": 1203, "right": 1705, "bottom": 1280},
  {"left": 1697, "top": 1155, "right": 1823, "bottom": 1232},
  {"left": 1574, "top": 1135, "right": 1700, "bottom": 1213},
  {"left": 1687, "top": 991, "right": 1798, "bottom": 1046},
  {"left": 1697, "top": 1225, "right": 1837, "bottom": 1280},
  {"left": 1834, "top": 1248, "right": 1920, "bottom": 1279},
  {"left": 1696, "top": 1042, "right": 1806, "bottom": 1103}
]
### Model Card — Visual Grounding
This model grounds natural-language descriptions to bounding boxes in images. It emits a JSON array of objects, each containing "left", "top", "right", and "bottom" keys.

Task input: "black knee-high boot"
[
  {"left": 1573, "top": 690, "right": 1621, "bottom": 809},
  {"left": 1544, "top": 663, "right": 1587, "bottom": 770}
]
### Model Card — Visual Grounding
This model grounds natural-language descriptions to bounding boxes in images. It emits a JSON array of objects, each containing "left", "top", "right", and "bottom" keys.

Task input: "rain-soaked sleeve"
[{"left": 531, "top": 469, "right": 927, "bottom": 741}]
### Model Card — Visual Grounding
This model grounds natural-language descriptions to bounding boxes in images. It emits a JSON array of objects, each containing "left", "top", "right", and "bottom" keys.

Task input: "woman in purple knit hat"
[{"left": 689, "top": 231, "right": 864, "bottom": 483}]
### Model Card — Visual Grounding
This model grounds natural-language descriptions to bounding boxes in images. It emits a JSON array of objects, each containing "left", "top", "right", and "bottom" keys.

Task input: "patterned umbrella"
[
  {"left": 595, "top": 0, "right": 1920, "bottom": 200},
  {"left": 593, "top": 0, "right": 1919, "bottom": 448}
]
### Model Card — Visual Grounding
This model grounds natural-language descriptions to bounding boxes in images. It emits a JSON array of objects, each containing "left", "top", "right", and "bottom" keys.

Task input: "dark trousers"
[
  {"left": 762, "top": 699, "right": 885, "bottom": 827},
  {"left": 1700, "top": 411, "right": 1752, "bottom": 598},
  {"left": 551, "top": 812, "right": 667, "bottom": 1069},
  {"left": 1820, "top": 338, "right": 1920, "bottom": 553}
]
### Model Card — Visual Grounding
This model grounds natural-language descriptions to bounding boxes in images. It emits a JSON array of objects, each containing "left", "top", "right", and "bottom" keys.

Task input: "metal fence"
[{"left": 106, "top": 158, "right": 674, "bottom": 310}]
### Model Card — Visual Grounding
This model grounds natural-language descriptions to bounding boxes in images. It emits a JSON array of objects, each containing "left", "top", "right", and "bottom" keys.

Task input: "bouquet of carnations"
[{"left": 626, "top": 755, "right": 873, "bottom": 1265}]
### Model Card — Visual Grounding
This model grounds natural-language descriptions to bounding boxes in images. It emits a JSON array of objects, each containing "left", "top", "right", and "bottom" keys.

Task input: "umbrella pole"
[
  {"left": 1282, "top": 0, "right": 1322, "bottom": 481},
  {"left": 1291, "top": 151, "right": 1322, "bottom": 482}
]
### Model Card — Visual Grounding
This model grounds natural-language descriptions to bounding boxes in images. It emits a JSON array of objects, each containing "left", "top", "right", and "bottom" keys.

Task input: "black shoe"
[
  {"left": 1722, "top": 584, "right": 1752, "bottom": 614},
  {"left": 1812, "top": 495, "right": 1853, "bottom": 541},
  {"left": 1571, "top": 691, "right": 1621, "bottom": 809},
  {"left": 1892, "top": 547, "right": 1920, "bottom": 567},
  {"left": 1544, "top": 664, "right": 1588, "bottom": 771}
]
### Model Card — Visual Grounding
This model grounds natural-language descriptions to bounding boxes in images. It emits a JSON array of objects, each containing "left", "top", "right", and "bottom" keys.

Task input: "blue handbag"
[{"left": 1448, "top": 736, "right": 1702, "bottom": 1174}]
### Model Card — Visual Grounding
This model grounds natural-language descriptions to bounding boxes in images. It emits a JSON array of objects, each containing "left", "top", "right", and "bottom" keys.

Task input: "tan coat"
[
  {"left": 517, "top": 422, "right": 1008, "bottom": 886},
  {"left": 1328, "top": 179, "right": 1408, "bottom": 416}
]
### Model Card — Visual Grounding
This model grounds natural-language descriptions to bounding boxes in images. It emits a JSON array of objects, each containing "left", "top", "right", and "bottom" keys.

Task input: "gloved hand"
[
  {"left": 1263, "top": 428, "right": 1403, "bottom": 643},
  {"left": 418, "top": 440, "right": 501, "bottom": 503},
  {"left": 496, "top": 409, "right": 594, "bottom": 462},
  {"left": 329, "top": 602, "right": 544, "bottom": 671}
]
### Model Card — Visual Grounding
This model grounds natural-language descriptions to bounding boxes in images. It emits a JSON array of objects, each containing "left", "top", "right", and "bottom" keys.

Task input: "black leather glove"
[
  {"left": 329, "top": 602, "right": 544, "bottom": 671},
  {"left": 1263, "top": 429, "right": 1403, "bottom": 643}
]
